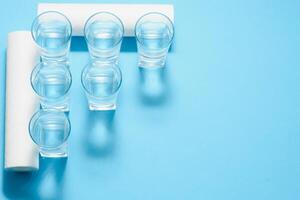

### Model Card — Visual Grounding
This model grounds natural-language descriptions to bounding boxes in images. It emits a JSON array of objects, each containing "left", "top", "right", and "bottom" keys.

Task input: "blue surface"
[{"left": 1, "top": 0, "right": 300, "bottom": 199}]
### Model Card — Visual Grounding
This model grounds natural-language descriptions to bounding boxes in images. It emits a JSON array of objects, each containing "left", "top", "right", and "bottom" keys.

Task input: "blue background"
[{"left": 1, "top": 0, "right": 300, "bottom": 199}]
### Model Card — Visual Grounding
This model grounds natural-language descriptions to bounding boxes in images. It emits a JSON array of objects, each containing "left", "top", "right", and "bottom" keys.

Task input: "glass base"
[
  {"left": 138, "top": 64, "right": 165, "bottom": 69},
  {"left": 41, "top": 101, "right": 70, "bottom": 112},
  {"left": 41, "top": 54, "right": 69, "bottom": 64},
  {"left": 138, "top": 56, "right": 166, "bottom": 68},
  {"left": 88, "top": 103, "right": 116, "bottom": 111},
  {"left": 39, "top": 144, "right": 68, "bottom": 158}
]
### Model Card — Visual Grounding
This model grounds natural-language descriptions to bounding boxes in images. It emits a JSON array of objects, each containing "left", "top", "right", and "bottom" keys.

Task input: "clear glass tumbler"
[
  {"left": 84, "top": 12, "right": 124, "bottom": 63},
  {"left": 135, "top": 12, "right": 174, "bottom": 68},
  {"left": 31, "top": 11, "right": 72, "bottom": 62},
  {"left": 29, "top": 110, "right": 71, "bottom": 158},
  {"left": 31, "top": 62, "right": 72, "bottom": 112},
  {"left": 81, "top": 62, "right": 122, "bottom": 110}
]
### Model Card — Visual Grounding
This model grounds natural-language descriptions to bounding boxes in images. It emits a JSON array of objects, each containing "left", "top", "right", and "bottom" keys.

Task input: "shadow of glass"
[
  {"left": 35, "top": 157, "right": 67, "bottom": 200},
  {"left": 121, "top": 37, "right": 137, "bottom": 52},
  {"left": 2, "top": 157, "right": 67, "bottom": 200},
  {"left": 71, "top": 36, "right": 174, "bottom": 53},
  {"left": 83, "top": 110, "right": 116, "bottom": 158},
  {"left": 70, "top": 36, "right": 87, "bottom": 52},
  {"left": 138, "top": 67, "right": 171, "bottom": 106},
  {"left": 71, "top": 36, "right": 137, "bottom": 52}
]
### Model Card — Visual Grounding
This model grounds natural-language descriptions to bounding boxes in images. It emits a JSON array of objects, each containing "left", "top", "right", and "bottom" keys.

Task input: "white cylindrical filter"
[
  {"left": 5, "top": 31, "right": 40, "bottom": 171},
  {"left": 37, "top": 3, "right": 174, "bottom": 37}
]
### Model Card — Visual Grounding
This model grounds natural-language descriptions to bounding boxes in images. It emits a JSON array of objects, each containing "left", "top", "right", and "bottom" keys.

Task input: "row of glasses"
[
  {"left": 82, "top": 12, "right": 124, "bottom": 110},
  {"left": 27, "top": 11, "right": 175, "bottom": 156},
  {"left": 30, "top": 11, "right": 73, "bottom": 158},
  {"left": 83, "top": 11, "right": 174, "bottom": 68},
  {"left": 31, "top": 11, "right": 72, "bottom": 112},
  {"left": 80, "top": 12, "right": 174, "bottom": 110}
]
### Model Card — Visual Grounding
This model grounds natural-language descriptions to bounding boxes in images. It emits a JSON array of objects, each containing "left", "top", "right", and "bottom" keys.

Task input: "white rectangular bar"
[
  {"left": 5, "top": 31, "right": 39, "bottom": 171},
  {"left": 37, "top": 3, "right": 174, "bottom": 37}
]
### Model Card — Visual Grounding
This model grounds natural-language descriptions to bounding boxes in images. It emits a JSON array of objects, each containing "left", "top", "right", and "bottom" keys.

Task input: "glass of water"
[
  {"left": 81, "top": 62, "right": 122, "bottom": 110},
  {"left": 135, "top": 12, "right": 174, "bottom": 68},
  {"left": 31, "top": 11, "right": 72, "bottom": 62},
  {"left": 84, "top": 12, "right": 124, "bottom": 63},
  {"left": 29, "top": 110, "right": 71, "bottom": 158},
  {"left": 31, "top": 62, "right": 72, "bottom": 112}
]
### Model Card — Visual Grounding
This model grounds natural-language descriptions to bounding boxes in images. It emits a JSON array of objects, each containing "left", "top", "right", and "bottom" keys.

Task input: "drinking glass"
[
  {"left": 31, "top": 11, "right": 72, "bottom": 62},
  {"left": 81, "top": 62, "right": 122, "bottom": 110},
  {"left": 29, "top": 110, "right": 71, "bottom": 158},
  {"left": 31, "top": 62, "right": 72, "bottom": 111},
  {"left": 135, "top": 12, "right": 174, "bottom": 68},
  {"left": 84, "top": 12, "right": 124, "bottom": 63}
]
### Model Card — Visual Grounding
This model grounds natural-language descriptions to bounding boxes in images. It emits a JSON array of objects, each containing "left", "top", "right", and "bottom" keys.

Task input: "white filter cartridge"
[
  {"left": 37, "top": 3, "right": 174, "bottom": 36},
  {"left": 5, "top": 31, "right": 39, "bottom": 171}
]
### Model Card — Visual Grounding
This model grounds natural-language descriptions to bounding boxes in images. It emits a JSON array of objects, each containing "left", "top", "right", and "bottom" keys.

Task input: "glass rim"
[
  {"left": 30, "top": 62, "right": 72, "bottom": 99},
  {"left": 28, "top": 109, "right": 71, "bottom": 148},
  {"left": 31, "top": 11, "right": 73, "bottom": 46},
  {"left": 134, "top": 12, "right": 175, "bottom": 47},
  {"left": 84, "top": 11, "right": 124, "bottom": 49},
  {"left": 81, "top": 62, "right": 122, "bottom": 97}
]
